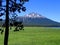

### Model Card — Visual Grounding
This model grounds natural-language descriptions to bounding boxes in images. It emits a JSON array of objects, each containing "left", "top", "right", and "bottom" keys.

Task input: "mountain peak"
[{"left": 24, "top": 12, "right": 45, "bottom": 18}]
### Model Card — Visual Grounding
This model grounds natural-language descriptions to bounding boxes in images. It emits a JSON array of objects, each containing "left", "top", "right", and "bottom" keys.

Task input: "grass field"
[{"left": 0, "top": 27, "right": 60, "bottom": 45}]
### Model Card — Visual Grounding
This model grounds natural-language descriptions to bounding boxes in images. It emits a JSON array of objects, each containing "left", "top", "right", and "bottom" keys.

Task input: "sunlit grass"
[{"left": 0, "top": 27, "right": 60, "bottom": 45}]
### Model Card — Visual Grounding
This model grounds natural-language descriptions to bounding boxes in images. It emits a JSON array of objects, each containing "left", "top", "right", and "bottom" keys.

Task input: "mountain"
[
  {"left": 16, "top": 12, "right": 60, "bottom": 27},
  {"left": 0, "top": 12, "right": 60, "bottom": 27}
]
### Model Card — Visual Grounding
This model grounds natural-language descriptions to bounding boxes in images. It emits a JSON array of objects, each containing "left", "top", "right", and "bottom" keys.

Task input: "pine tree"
[{"left": 0, "top": 0, "right": 29, "bottom": 45}]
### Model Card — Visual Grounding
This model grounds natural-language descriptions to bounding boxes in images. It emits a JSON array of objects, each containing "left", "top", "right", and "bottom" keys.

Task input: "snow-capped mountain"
[
  {"left": 0, "top": 12, "right": 60, "bottom": 27},
  {"left": 16, "top": 12, "right": 60, "bottom": 27}
]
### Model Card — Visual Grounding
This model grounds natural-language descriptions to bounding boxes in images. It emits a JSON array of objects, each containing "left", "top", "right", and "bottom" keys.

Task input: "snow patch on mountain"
[{"left": 24, "top": 12, "right": 46, "bottom": 18}]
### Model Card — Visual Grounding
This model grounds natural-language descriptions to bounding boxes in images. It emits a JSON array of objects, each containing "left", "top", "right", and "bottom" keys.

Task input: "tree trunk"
[{"left": 4, "top": 0, "right": 9, "bottom": 45}]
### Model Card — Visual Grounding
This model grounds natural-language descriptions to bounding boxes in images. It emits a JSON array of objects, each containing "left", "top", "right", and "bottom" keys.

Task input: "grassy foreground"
[{"left": 0, "top": 27, "right": 60, "bottom": 45}]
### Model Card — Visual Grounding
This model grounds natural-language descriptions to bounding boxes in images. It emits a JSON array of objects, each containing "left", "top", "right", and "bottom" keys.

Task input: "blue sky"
[
  {"left": 19, "top": 0, "right": 60, "bottom": 22},
  {"left": 0, "top": 0, "right": 60, "bottom": 22}
]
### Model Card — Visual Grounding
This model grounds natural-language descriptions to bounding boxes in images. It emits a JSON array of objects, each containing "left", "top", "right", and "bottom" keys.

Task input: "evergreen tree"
[{"left": 0, "top": 0, "right": 29, "bottom": 45}]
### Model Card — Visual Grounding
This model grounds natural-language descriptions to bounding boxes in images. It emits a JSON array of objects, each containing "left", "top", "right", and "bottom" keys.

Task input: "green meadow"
[{"left": 0, "top": 27, "right": 60, "bottom": 45}]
